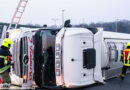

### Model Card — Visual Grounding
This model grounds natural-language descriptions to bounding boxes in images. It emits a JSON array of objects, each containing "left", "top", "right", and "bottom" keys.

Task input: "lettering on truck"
[{"left": 28, "top": 37, "right": 33, "bottom": 80}]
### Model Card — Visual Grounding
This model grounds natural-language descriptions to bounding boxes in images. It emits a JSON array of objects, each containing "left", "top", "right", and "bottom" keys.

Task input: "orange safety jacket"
[{"left": 123, "top": 49, "right": 130, "bottom": 66}]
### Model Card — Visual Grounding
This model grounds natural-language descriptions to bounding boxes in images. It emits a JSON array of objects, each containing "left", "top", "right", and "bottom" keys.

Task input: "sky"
[{"left": 0, "top": 0, "right": 130, "bottom": 26}]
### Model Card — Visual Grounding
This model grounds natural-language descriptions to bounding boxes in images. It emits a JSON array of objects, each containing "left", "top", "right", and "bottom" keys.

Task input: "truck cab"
[{"left": 55, "top": 27, "right": 104, "bottom": 88}]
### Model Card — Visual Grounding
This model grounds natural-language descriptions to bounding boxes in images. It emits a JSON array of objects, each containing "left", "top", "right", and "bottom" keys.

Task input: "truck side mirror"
[{"left": 64, "top": 19, "right": 72, "bottom": 27}]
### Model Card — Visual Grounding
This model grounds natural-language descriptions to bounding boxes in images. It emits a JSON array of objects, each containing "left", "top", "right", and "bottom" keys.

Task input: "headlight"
[
  {"left": 56, "top": 52, "right": 60, "bottom": 59},
  {"left": 56, "top": 44, "right": 60, "bottom": 51},
  {"left": 56, "top": 60, "right": 60, "bottom": 68}
]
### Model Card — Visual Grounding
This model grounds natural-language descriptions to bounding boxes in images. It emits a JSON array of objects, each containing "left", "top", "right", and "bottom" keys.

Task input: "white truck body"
[{"left": 55, "top": 27, "right": 130, "bottom": 88}]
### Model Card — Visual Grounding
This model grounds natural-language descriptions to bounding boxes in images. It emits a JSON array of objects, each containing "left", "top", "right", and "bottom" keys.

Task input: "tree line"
[{"left": 74, "top": 19, "right": 130, "bottom": 34}]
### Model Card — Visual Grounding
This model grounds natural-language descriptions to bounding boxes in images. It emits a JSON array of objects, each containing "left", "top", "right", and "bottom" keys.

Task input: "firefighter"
[
  {"left": 44, "top": 44, "right": 55, "bottom": 84},
  {"left": 0, "top": 38, "right": 14, "bottom": 84},
  {"left": 121, "top": 42, "right": 130, "bottom": 80}
]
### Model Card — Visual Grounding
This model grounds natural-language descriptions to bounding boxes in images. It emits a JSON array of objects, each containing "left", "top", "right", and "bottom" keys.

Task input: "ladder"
[{"left": 8, "top": 0, "right": 28, "bottom": 29}]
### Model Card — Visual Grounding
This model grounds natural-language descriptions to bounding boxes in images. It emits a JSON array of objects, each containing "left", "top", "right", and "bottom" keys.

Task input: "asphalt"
[
  {"left": 37, "top": 74, "right": 130, "bottom": 90},
  {"left": 2, "top": 74, "right": 130, "bottom": 90},
  {"left": 74, "top": 74, "right": 130, "bottom": 90}
]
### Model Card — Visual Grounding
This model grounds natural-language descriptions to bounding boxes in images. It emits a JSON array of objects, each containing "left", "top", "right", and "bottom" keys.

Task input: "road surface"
[
  {"left": 74, "top": 74, "right": 130, "bottom": 90},
  {"left": 2, "top": 74, "right": 130, "bottom": 90}
]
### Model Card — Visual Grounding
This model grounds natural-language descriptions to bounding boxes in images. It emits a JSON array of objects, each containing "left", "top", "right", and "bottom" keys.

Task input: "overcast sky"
[{"left": 0, "top": 0, "right": 130, "bottom": 26}]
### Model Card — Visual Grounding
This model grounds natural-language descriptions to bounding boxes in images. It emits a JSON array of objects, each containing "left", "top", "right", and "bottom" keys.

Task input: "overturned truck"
[{"left": 6, "top": 26, "right": 130, "bottom": 88}]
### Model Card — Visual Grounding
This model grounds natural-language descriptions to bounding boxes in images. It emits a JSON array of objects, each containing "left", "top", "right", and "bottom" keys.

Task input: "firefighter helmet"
[
  {"left": 2, "top": 38, "right": 14, "bottom": 48},
  {"left": 126, "top": 42, "right": 130, "bottom": 48}
]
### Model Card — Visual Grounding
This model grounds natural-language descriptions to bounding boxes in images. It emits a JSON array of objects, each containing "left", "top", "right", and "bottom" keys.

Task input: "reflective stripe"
[
  {"left": 0, "top": 55, "right": 10, "bottom": 73},
  {"left": 128, "top": 60, "right": 130, "bottom": 65},
  {"left": 123, "top": 52, "right": 125, "bottom": 64},
  {"left": 4, "top": 59, "right": 8, "bottom": 65},
  {"left": 0, "top": 55, "right": 8, "bottom": 65},
  {"left": 121, "top": 74, "right": 125, "bottom": 77},
  {"left": 0, "top": 56, "right": 5, "bottom": 58},
  {"left": 127, "top": 52, "right": 130, "bottom": 66},
  {"left": 0, "top": 65, "right": 10, "bottom": 74},
  {"left": 123, "top": 64, "right": 130, "bottom": 66},
  {"left": 127, "top": 52, "right": 130, "bottom": 60},
  {"left": 123, "top": 52, "right": 125, "bottom": 60},
  {"left": 4, "top": 56, "right": 7, "bottom": 65}
]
